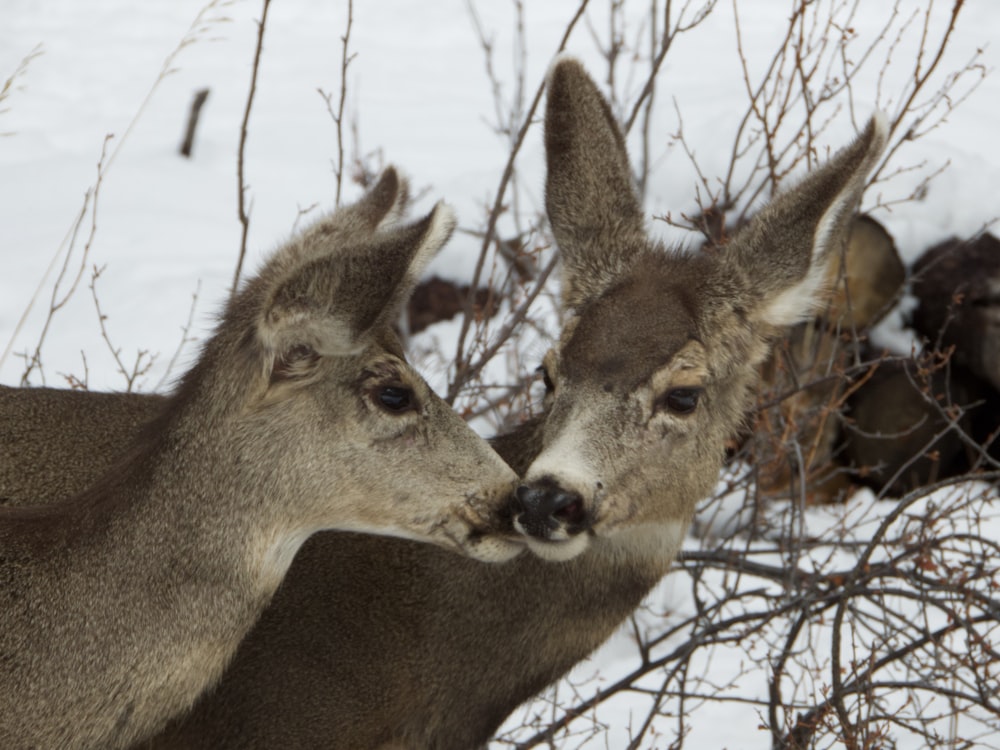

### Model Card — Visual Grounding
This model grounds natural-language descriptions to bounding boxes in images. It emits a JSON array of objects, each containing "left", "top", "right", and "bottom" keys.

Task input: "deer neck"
[
  {"left": 116, "top": 421, "right": 313, "bottom": 597},
  {"left": 0, "top": 389, "right": 312, "bottom": 749},
  {"left": 587, "top": 518, "right": 688, "bottom": 573},
  {"left": 134, "top": 347, "right": 322, "bottom": 588}
]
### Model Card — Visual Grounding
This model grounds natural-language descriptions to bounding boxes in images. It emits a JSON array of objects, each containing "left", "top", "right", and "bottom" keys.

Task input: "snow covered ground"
[{"left": 2, "top": 1, "right": 998, "bottom": 747}]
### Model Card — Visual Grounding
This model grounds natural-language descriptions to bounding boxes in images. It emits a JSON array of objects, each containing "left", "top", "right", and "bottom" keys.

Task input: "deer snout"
[{"left": 512, "top": 478, "right": 589, "bottom": 541}]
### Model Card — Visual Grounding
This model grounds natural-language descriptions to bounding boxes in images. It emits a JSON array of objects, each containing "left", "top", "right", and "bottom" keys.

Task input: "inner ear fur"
[
  {"left": 544, "top": 56, "right": 648, "bottom": 311},
  {"left": 726, "top": 114, "right": 888, "bottom": 329}
]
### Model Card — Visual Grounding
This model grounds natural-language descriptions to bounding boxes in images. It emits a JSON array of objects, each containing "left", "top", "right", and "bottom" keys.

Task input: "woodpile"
[{"left": 750, "top": 221, "right": 1000, "bottom": 501}]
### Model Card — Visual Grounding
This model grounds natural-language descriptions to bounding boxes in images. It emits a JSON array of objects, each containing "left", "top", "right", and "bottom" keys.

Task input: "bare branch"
[{"left": 231, "top": 0, "right": 272, "bottom": 297}]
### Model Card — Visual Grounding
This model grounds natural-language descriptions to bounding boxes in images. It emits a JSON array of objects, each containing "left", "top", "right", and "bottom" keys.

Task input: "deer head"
[
  {"left": 513, "top": 58, "right": 886, "bottom": 561},
  {"left": 184, "top": 167, "right": 522, "bottom": 566}
]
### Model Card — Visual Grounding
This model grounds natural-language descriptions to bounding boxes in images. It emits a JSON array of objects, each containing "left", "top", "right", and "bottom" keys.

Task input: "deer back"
[{"left": 0, "top": 386, "right": 166, "bottom": 506}]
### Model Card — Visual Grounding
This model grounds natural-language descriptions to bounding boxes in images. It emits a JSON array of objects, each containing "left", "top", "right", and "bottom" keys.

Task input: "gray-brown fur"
[
  {"left": 0, "top": 386, "right": 165, "bottom": 506},
  {"left": 0, "top": 168, "right": 519, "bottom": 749},
  {"left": 0, "top": 60, "right": 885, "bottom": 749}
]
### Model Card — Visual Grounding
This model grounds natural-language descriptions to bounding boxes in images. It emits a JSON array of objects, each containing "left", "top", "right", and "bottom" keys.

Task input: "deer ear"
[
  {"left": 727, "top": 114, "right": 888, "bottom": 328},
  {"left": 259, "top": 202, "right": 456, "bottom": 357},
  {"left": 544, "top": 56, "right": 646, "bottom": 311},
  {"left": 339, "top": 165, "right": 411, "bottom": 232},
  {"left": 282, "top": 167, "right": 410, "bottom": 269}
]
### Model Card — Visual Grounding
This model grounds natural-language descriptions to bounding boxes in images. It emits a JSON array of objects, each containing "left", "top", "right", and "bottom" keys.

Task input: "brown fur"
[
  {"left": 0, "top": 169, "right": 518, "bottom": 749},
  {"left": 911, "top": 232, "right": 1000, "bottom": 391},
  {"left": 0, "top": 60, "right": 885, "bottom": 749}
]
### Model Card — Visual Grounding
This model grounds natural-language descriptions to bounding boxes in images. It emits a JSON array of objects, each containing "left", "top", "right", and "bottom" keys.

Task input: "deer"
[
  {"left": 0, "top": 59, "right": 886, "bottom": 749},
  {"left": 0, "top": 167, "right": 522, "bottom": 750}
]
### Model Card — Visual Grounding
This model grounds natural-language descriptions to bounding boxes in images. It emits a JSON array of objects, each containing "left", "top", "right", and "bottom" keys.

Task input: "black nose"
[{"left": 513, "top": 478, "right": 588, "bottom": 539}]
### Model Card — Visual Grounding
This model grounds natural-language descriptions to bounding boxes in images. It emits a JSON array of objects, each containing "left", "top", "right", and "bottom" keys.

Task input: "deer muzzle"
[{"left": 512, "top": 477, "right": 590, "bottom": 541}]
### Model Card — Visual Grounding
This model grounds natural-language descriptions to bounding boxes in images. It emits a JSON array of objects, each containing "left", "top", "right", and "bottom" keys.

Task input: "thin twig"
[
  {"left": 318, "top": 0, "right": 355, "bottom": 207},
  {"left": 232, "top": 0, "right": 272, "bottom": 297}
]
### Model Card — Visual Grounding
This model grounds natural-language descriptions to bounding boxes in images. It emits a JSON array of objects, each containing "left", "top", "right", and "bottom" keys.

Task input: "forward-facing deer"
[
  {"left": 0, "top": 59, "right": 886, "bottom": 749},
  {"left": 0, "top": 168, "right": 521, "bottom": 750}
]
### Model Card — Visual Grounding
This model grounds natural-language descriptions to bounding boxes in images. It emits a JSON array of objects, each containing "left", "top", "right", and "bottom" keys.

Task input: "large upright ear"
[
  {"left": 544, "top": 56, "right": 647, "bottom": 311},
  {"left": 726, "top": 115, "right": 888, "bottom": 328},
  {"left": 258, "top": 202, "right": 456, "bottom": 357}
]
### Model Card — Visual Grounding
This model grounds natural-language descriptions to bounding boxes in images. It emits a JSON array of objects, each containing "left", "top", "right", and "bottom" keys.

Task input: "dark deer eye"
[
  {"left": 536, "top": 365, "right": 555, "bottom": 393},
  {"left": 376, "top": 386, "right": 415, "bottom": 413},
  {"left": 657, "top": 388, "right": 701, "bottom": 415}
]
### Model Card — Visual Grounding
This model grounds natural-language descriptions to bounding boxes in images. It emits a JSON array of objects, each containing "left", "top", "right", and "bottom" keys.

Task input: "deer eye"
[
  {"left": 376, "top": 385, "right": 415, "bottom": 413},
  {"left": 656, "top": 388, "right": 701, "bottom": 415},
  {"left": 536, "top": 365, "right": 555, "bottom": 393}
]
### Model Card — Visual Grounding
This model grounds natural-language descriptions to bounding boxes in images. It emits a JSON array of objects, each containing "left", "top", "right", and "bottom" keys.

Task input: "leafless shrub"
[
  {"left": 496, "top": 469, "right": 1000, "bottom": 749},
  {"left": 11, "top": 130, "right": 201, "bottom": 393},
  {"left": 2, "top": 0, "right": 231, "bottom": 388},
  {"left": 435, "top": 0, "right": 592, "bottom": 433}
]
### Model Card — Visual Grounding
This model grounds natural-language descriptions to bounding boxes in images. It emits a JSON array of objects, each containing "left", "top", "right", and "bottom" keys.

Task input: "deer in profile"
[
  {"left": 0, "top": 167, "right": 521, "bottom": 750},
  {"left": 0, "top": 59, "right": 886, "bottom": 749}
]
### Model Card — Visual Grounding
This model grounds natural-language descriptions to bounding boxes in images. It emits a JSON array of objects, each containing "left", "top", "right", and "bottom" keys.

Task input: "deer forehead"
[{"left": 560, "top": 268, "right": 709, "bottom": 392}]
